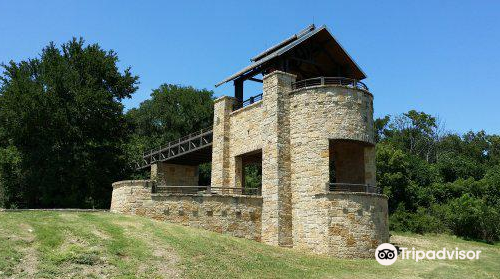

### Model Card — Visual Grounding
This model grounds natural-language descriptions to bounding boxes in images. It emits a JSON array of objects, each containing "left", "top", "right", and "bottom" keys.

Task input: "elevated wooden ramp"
[{"left": 135, "top": 127, "right": 213, "bottom": 169}]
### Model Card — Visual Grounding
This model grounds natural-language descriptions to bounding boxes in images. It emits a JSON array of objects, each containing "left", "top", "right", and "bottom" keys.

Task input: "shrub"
[
  {"left": 447, "top": 194, "right": 500, "bottom": 243},
  {"left": 390, "top": 205, "right": 449, "bottom": 234}
]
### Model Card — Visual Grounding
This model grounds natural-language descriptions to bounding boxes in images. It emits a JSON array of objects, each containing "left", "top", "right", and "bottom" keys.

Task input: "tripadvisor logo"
[
  {"left": 375, "top": 243, "right": 481, "bottom": 266},
  {"left": 375, "top": 243, "right": 398, "bottom": 265}
]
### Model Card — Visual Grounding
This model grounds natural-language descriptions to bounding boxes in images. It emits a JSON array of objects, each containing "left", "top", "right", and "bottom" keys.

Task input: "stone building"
[{"left": 111, "top": 24, "right": 389, "bottom": 258}]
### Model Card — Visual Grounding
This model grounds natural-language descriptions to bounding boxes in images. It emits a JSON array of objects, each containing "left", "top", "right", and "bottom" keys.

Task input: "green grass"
[{"left": 0, "top": 211, "right": 499, "bottom": 278}]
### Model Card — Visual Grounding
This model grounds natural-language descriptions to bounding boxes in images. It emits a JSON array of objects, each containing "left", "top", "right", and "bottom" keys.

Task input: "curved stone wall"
[
  {"left": 288, "top": 85, "right": 387, "bottom": 258},
  {"left": 290, "top": 85, "right": 374, "bottom": 144},
  {"left": 316, "top": 192, "right": 389, "bottom": 258},
  {"left": 111, "top": 180, "right": 154, "bottom": 214}
]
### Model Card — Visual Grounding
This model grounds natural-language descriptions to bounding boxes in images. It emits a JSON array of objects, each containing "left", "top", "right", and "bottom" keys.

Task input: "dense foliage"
[
  {"left": 376, "top": 111, "right": 500, "bottom": 242},
  {"left": 0, "top": 40, "right": 215, "bottom": 208},
  {"left": 0, "top": 38, "right": 138, "bottom": 208},
  {"left": 124, "top": 84, "right": 214, "bottom": 183}
]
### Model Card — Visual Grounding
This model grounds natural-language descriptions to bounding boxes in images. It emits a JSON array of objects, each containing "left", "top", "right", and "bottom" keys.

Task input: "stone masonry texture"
[
  {"left": 111, "top": 70, "right": 389, "bottom": 258},
  {"left": 111, "top": 180, "right": 262, "bottom": 241},
  {"left": 151, "top": 162, "right": 199, "bottom": 186}
]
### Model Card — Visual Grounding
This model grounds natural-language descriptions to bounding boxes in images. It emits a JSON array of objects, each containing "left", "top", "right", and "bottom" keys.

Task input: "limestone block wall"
[
  {"left": 288, "top": 85, "right": 385, "bottom": 256},
  {"left": 110, "top": 180, "right": 154, "bottom": 214},
  {"left": 211, "top": 96, "right": 234, "bottom": 187},
  {"left": 289, "top": 85, "right": 374, "bottom": 146},
  {"left": 227, "top": 102, "right": 264, "bottom": 188},
  {"left": 110, "top": 180, "right": 262, "bottom": 241},
  {"left": 151, "top": 162, "right": 199, "bottom": 185},
  {"left": 147, "top": 194, "right": 262, "bottom": 241},
  {"left": 314, "top": 193, "right": 389, "bottom": 257}
]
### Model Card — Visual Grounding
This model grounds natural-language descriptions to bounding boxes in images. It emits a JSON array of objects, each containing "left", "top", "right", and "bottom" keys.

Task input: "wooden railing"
[
  {"left": 136, "top": 127, "right": 213, "bottom": 169},
  {"left": 328, "top": 183, "right": 381, "bottom": 194},
  {"left": 292, "top": 77, "right": 369, "bottom": 91}
]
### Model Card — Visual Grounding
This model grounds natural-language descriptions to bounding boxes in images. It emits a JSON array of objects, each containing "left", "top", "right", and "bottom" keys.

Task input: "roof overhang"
[{"left": 215, "top": 24, "right": 367, "bottom": 87}]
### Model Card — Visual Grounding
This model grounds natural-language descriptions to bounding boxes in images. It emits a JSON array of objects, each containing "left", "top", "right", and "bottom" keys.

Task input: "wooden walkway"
[{"left": 135, "top": 127, "right": 213, "bottom": 169}]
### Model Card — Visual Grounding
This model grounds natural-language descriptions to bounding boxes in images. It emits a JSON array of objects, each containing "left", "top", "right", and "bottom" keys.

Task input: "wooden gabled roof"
[{"left": 215, "top": 24, "right": 366, "bottom": 87}]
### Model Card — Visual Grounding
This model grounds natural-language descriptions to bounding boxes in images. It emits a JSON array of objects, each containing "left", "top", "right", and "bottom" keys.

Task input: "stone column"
[
  {"left": 234, "top": 155, "right": 243, "bottom": 189},
  {"left": 211, "top": 96, "right": 236, "bottom": 188},
  {"left": 364, "top": 146, "right": 376, "bottom": 186},
  {"left": 261, "top": 71, "right": 296, "bottom": 247},
  {"left": 151, "top": 162, "right": 167, "bottom": 180}
]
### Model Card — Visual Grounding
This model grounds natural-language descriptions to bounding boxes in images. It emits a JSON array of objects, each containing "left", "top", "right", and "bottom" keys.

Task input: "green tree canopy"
[
  {"left": 376, "top": 111, "right": 500, "bottom": 242},
  {"left": 127, "top": 84, "right": 213, "bottom": 145},
  {"left": 124, "top": 84, "right": 214, "bottom": 182},
  {"left": 0, "top": 38, "right": 138, "bottom": 208}
]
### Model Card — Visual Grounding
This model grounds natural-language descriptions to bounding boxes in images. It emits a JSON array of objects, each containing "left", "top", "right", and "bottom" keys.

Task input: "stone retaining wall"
[{"left": 110, "top": 180, "right": 262, "bottom": 241}]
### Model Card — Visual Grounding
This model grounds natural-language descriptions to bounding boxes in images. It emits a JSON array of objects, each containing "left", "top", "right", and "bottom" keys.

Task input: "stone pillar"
[
  {"left": 261, "top": 71, "right": 296, "bottom": 247},
  {"left": 234, "top": 155, "right": 243, "bottom": 188},
  {"left": 151, "top": 162, "right": 199, "bottom": 185},
  {"left": 364, "top": 146, "right": 376, "bottom": 186},
  {"left": 211, "top": 96, "right": 236, "bottom": 187},
  {"left": 150, "top": 162, "right": 165, "bottom": 180}
]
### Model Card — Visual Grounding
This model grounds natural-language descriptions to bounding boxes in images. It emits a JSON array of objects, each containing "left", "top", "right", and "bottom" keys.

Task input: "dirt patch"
[
  {"left": 59, "top": 212, "right": 80, "bottom": 222},
  {"left": 150, "top": 245, "right": 181, "bottom": 278},
  {"left": 121, "top": 225, "right": 181, "bottom": 278},
  {"left": 91, "top": 227, "right": 111, "bottom": 240},
  {"left": 13, "top": 223, "right": 38, "bottom": 278},
  {"left": 391, "top": 234, "right": 433, "bottom": 249},
  {"left": 61, "top": 261, "right": 117, "bottom": 279},
  {"left": 55, "top": 230, "right": 117, "bottom": 278},
  {"left": 112, "top": 219, "right": 145, "bottom": 230},
  {"left": 61, "top": 230, "right": 92, "bottom": 248}
]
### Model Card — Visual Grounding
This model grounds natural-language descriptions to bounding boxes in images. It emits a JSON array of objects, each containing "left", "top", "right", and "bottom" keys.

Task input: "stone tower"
[
  {"left": 111, "top": 24, "right": 389, "bottom": 258},
  {"left": 211, "top": 25, "right": 389, "bottom": 257}
]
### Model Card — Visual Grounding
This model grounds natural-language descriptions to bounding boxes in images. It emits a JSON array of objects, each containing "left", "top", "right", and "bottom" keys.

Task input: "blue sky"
[{"left": 1, "top": 1, "right": 499, "bottom": 134}]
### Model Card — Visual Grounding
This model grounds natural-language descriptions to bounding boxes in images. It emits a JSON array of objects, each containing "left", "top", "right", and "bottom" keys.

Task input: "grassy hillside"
[{"left": 0, "top": 211, "right": 498, "bottom": 279}]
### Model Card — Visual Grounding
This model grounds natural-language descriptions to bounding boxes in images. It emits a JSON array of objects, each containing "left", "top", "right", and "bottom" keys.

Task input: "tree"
[
  {"left": 375, "top": 111, "right": 500, "bottom": 242},
  {"left": 436, "top": 131, "right": 490, "bottom": 182},
  {"left": 376, "top": 142, "right": 413, "bottom": 213},
  {"left": 389, "top": 110, "right": 441, "bottom": 162},
  {"left": 374, "top": 115, "right": 390, "bottom": 143},
  {"left": 125, "top": 84, "right": 214, "bottom": 181},
  {"left": 0, "top": 145, "right": 22, "bottom": 208},
  {"left": 0, "top": 38, "right": 138, "bottom": 208}
]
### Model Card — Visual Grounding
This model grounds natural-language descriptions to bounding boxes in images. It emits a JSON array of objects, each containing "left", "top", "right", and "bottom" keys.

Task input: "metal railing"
[
  {"left": 328, "top": 183, "right": 381, "bottom": 194},
  {"left": 292, "top": 77, "right": 369, "bottom": 91},
  {"left": 233, "top": 93, "right": 263, "bottom": 111},
  {"left": 136, "top": 127, "right": 213, "bottom": 169},
  {"left": 153, "top": 185, "right": 262, "bottom": 196}
]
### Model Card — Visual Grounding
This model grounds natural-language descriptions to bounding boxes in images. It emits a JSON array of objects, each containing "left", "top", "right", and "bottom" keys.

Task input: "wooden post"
[{"left": 234, "top": 79, "right": 244, "bottom": 101}]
